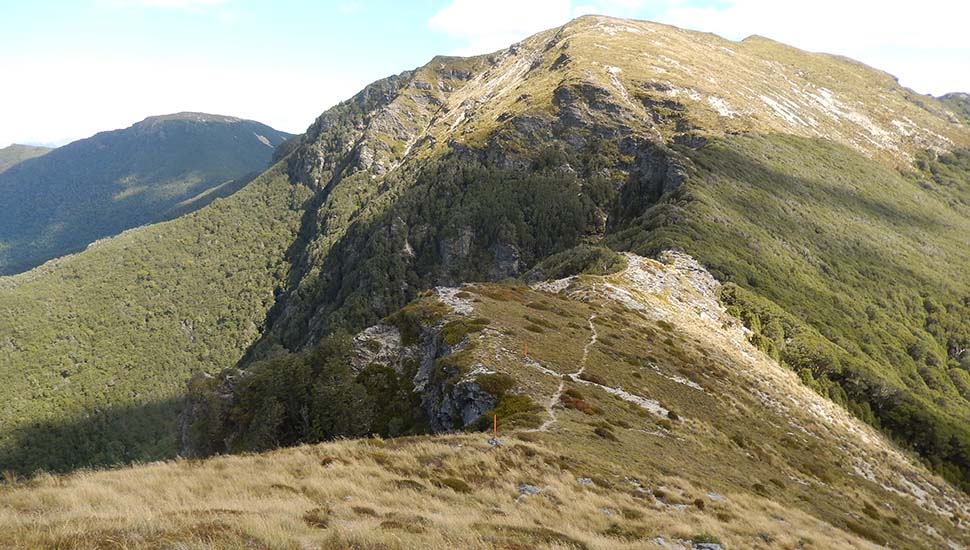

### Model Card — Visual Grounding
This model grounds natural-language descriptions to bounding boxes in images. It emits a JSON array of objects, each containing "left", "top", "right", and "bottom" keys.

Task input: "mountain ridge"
[
  {"left": 235, "top": 14, "right": 970, "bottom": 492},
  {"left": 0, "top": 143, "right": 52, "bottom": 174},
  {"left": 6, "top": 250, "right": 969, "bottom": 548},
  {"left": 0, "top": 18, "right": 969, "bottom": 548},
  {"left": 0, "top": 112, "right": 293, "bottom": 274}
]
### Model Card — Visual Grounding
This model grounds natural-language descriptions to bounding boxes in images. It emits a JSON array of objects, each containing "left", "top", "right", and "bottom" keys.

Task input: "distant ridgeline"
[
  {"left": 0, "top": 112, "right": 292, "bottom": 274},
  {"left": 1, "top": 15, "right": 970, "bottom": 496},
  {"left": 0, "top": 143, "right": 51, "bottom": 174}
]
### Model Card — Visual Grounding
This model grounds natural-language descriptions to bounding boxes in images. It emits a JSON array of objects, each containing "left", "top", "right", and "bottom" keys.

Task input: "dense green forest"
[
  {"left": 184, "top": 332, "right": 429, "bottom": 456},
  {"left": 267, "top": 152, "right": 612, "bottom": 346},
  {"left": 0, "top": 165, "right": 310, "bottom": 473}
]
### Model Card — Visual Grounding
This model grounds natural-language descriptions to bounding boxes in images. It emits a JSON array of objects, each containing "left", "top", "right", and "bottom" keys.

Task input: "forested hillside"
[
  {"left": 0, "top": 164, "right": 310, "bottom": 472},
  {"left": 0, "top": 113, "right": 291, "bottom": 274}
]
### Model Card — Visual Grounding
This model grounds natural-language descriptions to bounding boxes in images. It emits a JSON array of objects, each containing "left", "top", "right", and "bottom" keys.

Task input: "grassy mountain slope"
[
  {"left": 0, "top": 144, "right": 51, "bottom": 174},
  {"left": 2, "top": 13, "right": 970, "bottom": 515},
  {"left": 608, "top": 134, "right": 970, "bottom": 487},
  {"left": 3, "top": 256, "right": 967, "bottom": 549},
  {"left": 220, "top": 15, "right": 970, "bottom": 489},
  {"left": 251, "top": 14, "right": 970, "bottom": 351},
  {"left": 940, "top": 92, "right": 970, "bottom": 124},
  {"left": 0, "top": 113, "right": 292, "bottom": 274},
  {"left": 0, "top": 164, "right": 311, "bottom": 472}
]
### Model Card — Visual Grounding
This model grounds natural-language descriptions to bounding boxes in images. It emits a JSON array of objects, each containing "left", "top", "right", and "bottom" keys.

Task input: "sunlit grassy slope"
[
  {"left": 608, "top": 134, "right": 970, "bottom": 488},
  {"left": 2, "top": 255, "right": 966, "bottom": 549}
]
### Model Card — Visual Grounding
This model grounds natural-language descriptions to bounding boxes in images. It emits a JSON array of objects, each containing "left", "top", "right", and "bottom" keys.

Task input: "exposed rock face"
[
  {"left": 288, "top": 72, "right": 415, "bottom": 189},
  {"left": 488, "top": 242, "right": 520, "bottom": 280},
  {"left": 178, "top": 370, "right": 241, "bottom": 458},
  {"left": 422, "top": 375, "right": 496, "bottom": 432},
  {"left": 439, "top": 226, "right": 475, "bottom": 272},
  {"left": 414, "top": 329, "right": 497, "bottom": 433},
  {"left": 350, "top": 324, "right": 414, "bottom": 373},
  {"left": 349, "top": 298, "right": 497, "bottom": 433}
]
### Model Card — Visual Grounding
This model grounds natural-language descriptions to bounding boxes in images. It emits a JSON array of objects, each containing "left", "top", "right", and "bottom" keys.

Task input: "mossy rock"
[
  {"left": 385, "top": 301, "right": 450, "bottom": 345},
  {"left": 439, "top": 317, "right": 491, "bottom": 346},
  {"left": 475, "top": 373, "right": 516, "bottom": 396},
  {"left": 524, "top": 244, "right": 627, "bottom": 282}
]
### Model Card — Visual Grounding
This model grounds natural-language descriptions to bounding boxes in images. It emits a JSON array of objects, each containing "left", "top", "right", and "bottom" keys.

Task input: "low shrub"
[
  {"left": 433, "top": 477, "right": 473, "bottom": 493},
  {"left": 594, "top": 426, "right": 618, "bottom": 441},
  {"left": 303, "top": 507, "right": 332, "bottom": 529}
]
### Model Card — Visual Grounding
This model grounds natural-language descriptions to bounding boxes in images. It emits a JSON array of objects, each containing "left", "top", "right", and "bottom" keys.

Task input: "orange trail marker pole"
[{"left": 493, "top": 414, "right": 497, "bottom": 440}]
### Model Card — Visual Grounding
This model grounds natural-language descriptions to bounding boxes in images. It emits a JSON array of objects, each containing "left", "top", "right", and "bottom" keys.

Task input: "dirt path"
[
  {"left": 525, "top": 311, "right": 671, "bottom": 430},
  {"left": 533, "top": 314, "right": 597, "bottom": 432}
]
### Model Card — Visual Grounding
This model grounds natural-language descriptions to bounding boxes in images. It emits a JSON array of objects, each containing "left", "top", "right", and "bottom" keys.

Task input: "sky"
[{"left": 2, "top": 0, "right": 968, "bottom": 148}]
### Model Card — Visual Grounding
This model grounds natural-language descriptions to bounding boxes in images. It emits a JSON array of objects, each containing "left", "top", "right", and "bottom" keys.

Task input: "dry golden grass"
[
  {"left": 0, "top": 433, "right": 886, "bottom": 550},
  {"left": 3, "top": 254, "right": 968, "bottom": 549}
]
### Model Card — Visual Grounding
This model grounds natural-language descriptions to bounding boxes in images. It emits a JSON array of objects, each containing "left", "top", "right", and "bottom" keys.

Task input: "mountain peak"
[
  {"left": 0, "top": 112, "right": 293, "bottom": 274},
  {"left": 297, "top": 13, "right": 966, "bottom": 186},
  {"left": 0, "top": 143, "right": 52, "bottom": 174},
  {"left": 136, "top": 112, "right": 246, "bottom": 126}
]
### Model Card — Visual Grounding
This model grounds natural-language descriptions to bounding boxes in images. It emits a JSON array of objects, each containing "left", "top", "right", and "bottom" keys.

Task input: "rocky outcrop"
[
  {"left": 488, "top": 243, "right": 520, "bottom": 280},
  {"left": 438, "top": 226, "right": 475, "bottom": 273},
  {"left": 288, "top": 71, "right": 415, "bottom": 189},
  {"left": 349, "top": 293, "right": 498, "bottom": 433},
  {"left": 350, "top": 324, "right": 416, "bottom": 373},
  {"left": 416, "top": 330, "right": 498, "bottom": 432},
  {"left": 178, "top": 370, "right": 242, "bottom": 458},
  {"left": 421, "top": 375, "right": 497, "bottom": 432}
]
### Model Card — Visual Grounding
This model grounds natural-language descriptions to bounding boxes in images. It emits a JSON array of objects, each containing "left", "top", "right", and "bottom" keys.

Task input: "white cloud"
[
  {"left": 0, "top": 54, "right": 361, "bottom": 147},
  {"left": 428, "top": 0, "right": 574, "bottom": 55},
  {"left": 101, "top": 0, "right": 232, "bottom": 8}
]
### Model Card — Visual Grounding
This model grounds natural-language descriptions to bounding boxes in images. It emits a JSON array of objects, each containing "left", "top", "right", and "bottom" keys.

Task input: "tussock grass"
[{"left": 0, "top": 433, "right": 887, "bottom": 549}]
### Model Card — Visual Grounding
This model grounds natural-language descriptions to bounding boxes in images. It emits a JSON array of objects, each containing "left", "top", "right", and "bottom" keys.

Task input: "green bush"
[
  {"left": 190, "top": 333, "right": 429, "bottom": 454},
  {"left": 472, "top": 394, "right": 542, "bottom": 430},
  {"left": 475, "top": 373, "right": 516, "bottom": 396},
  {"left": 524, "top": 244, "right": 627, "bottom": 281}
]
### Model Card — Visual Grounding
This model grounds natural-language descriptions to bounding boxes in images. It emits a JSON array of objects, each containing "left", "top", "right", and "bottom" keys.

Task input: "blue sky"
[{"left": 2, "top": 0, "right": 968, "bottom": 147}]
